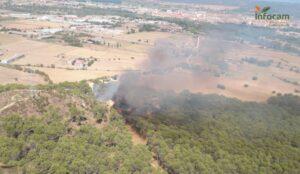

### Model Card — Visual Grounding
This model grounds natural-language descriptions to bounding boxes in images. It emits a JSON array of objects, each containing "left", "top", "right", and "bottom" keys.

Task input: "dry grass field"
[
  {"left": 0, "top": 31, "right": 171, "bottom": 83},
  {"left": 0, "top": 32, "right": 23, "bottom": 44},
  {"left": 0, "top": 32, "right": 149, "bottom": 69},
  {"left": 0, "top": 66, "right": 46, "bottom": 85},
  {"left": 113, "top": 32, "right": 174, "bottom": 45},
  {"left": 140, "top": 41, "right": 300, "bottom": 101},
  {"left": 0, "top": 24, "right": 299, "bottom": 101},
  {"left": 0, "top": 19, "right": 68, "bottom": 30},
  {"left": 144, "top": 68, "right": 298, "bottom": 102},
  {"left": 31, "top": 67, "right": 122, "bottom": 83}
]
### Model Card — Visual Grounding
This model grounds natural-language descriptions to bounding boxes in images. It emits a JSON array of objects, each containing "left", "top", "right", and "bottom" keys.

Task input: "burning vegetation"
[
  {"left": 113, "top": 81, "right": 300, "bottom": 173},
  {"left": 110, "top": 37, "right": 300, "bottom": 173}
]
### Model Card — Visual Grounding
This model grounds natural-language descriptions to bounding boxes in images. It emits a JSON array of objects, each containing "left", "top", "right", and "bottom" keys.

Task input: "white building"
[
  {"left": 1, "top": 54, "right": 25, "bottom": 64},
  {"left": 39, "top": 28, "right": 62, "bottom": 35}
]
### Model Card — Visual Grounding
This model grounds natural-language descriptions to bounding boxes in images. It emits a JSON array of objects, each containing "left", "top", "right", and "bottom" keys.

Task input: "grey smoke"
[
  {"left": 112, "top": 36, "right": 231, "bottom": 104},
  {"left": 93, "top": 80, "right": 120, "bottom": 102},
  {"left": 95, "top": 36, "right": 230, "bottom": 102}
]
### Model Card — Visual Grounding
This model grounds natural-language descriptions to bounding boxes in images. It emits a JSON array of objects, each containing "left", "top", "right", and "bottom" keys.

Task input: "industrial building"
[{"left": 1, "top": 54, "right": 25, "bottom": 64}]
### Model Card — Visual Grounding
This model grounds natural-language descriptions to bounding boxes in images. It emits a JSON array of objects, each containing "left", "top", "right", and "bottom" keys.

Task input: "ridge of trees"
[{"left": 115, "top": 88, "right": 300, "bottom": 174}]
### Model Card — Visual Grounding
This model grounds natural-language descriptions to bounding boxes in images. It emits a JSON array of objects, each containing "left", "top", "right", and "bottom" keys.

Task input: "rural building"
[
  {"left": 9, "top": 13, "right": 31, "bottom": 19},
  {"left": 38, "top": 34, "right": 54, "bottom": 40},
  {"left": 87, "top": 37, "right": 104, "bottom": 44},
  {"left": 1, "top": 54, "right": 25, "bottom": 64},
  {"left": 39, "top": 28, "right": 62, "bottom": 35},
  {"left": 72, "top": 58, "right": 85, "bottom": 69}
]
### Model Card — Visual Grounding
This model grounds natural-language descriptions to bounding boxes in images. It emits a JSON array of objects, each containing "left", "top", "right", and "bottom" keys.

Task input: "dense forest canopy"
[
  {"left": 114, "top": 86, "right": 300, "bottom": 174},
  {"left": 0, "top": 83, "right": 163, "bottom": 174},
  {"left": 0, "top": 82, "right": 299, "bottom": 174}
]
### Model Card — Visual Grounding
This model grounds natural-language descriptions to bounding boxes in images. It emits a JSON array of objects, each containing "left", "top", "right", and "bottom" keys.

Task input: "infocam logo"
[{"left": 255, "top": 5, "right": 290, "bottom": 20}]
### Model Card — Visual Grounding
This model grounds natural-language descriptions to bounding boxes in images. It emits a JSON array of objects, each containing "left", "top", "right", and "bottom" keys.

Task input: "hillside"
[
  {"left": 1, "top": 81, "right": 299, "bottom": 174},
  {"left": 114, "top": 86, "right": 300, "bottom": 174},
  {"left": 0, "top": 82, "right": 165, "bottom": 174}
]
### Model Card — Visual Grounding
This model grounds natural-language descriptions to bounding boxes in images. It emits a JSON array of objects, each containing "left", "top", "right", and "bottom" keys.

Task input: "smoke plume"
[{"left": 113, "top": 36, "right": 231, "bottom": 114}]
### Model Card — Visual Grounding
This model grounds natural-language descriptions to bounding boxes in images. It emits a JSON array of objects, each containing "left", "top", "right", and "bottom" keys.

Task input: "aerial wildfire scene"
[{"left": 0, "top": 0, "right": 299, "bottom": 173}]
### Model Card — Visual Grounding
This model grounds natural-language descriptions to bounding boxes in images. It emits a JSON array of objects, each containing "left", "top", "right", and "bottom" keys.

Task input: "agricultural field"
[
  {"left": 30, "top": 67, "right": 120, "bottom": 83},
  {"left": 191, "top": 42, "right": 300, "bottom": 101},
  {"left": 0, "top": 19, "right": 68, "bottom": 30},
  {"left": 134, "top": 37, "right": 300, "bottom": 101},
  {"left": 0, "top": 66, "right": 46, "bottom": 85},
  {"left": 0, "top": 31, "right": 170, "bottom": 82},
  {"left": 1, "top": 29, "right": 299, "bottom": 101}
]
